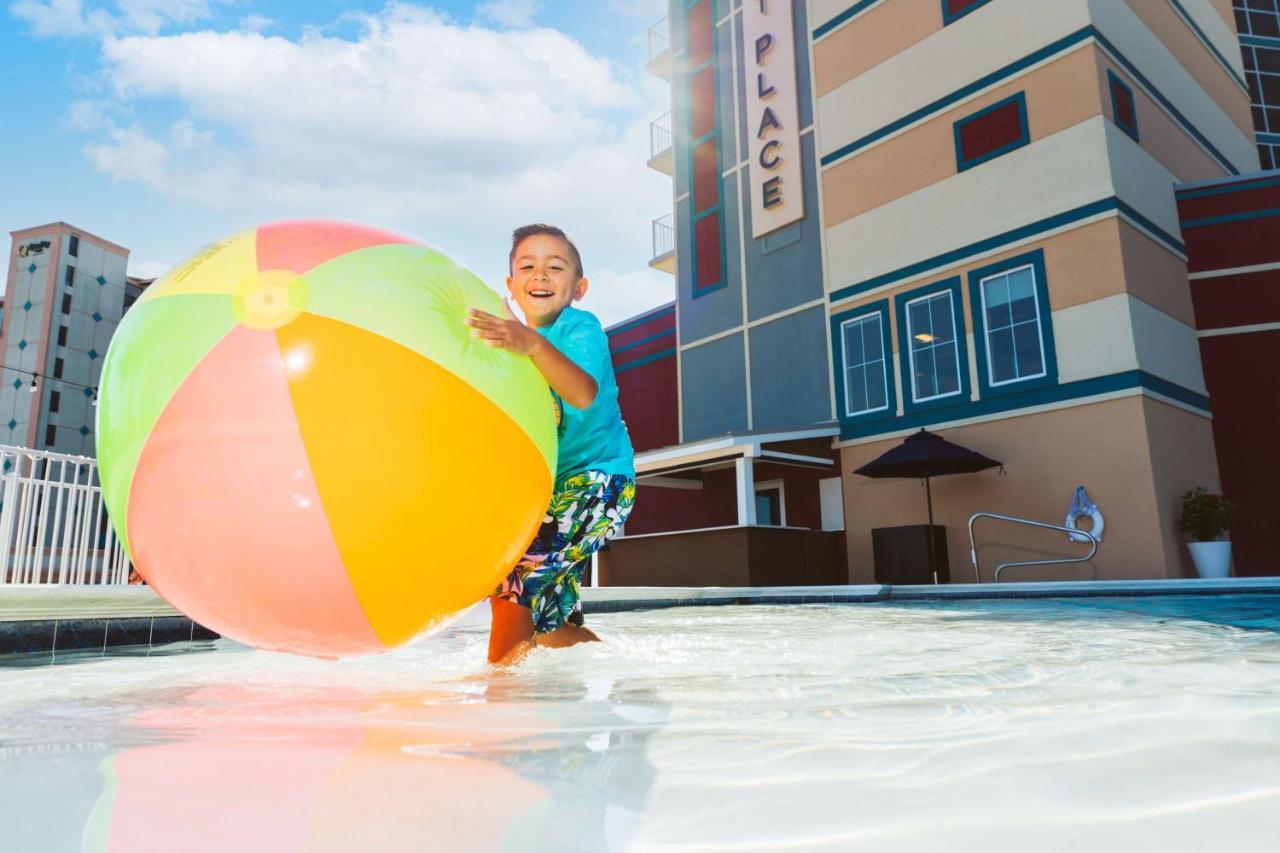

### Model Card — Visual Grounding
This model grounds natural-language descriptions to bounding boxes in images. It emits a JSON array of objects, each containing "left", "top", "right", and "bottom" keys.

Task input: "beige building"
[
  {"left": 3, "top": 223, "right": 148, "bottom": 457},
  {"left": 623, "top": 0, "right": 1261, "bottom": 584},
  {"left": 815, "top": 0, "right": 1253, "bottom": 580}
]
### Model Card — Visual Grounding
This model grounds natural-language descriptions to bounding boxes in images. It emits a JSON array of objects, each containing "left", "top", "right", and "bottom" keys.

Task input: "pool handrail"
[{"left": 968, "top": 512, "right": 1099, "bottom": 583}]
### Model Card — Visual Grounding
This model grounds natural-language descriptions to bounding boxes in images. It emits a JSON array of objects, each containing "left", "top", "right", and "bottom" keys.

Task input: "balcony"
[
  {"left": 650, "top": 213, "right": 675, "bottom": 274},
  {"left": 646, "top": 16, "right": 671, "bottom": 80},
  {"left": 647, "top": 111, "right": 673, "bottom": 175}
]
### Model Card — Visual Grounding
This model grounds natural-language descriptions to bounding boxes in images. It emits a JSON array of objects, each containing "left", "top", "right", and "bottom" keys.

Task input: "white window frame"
[
  {"left": 978, "top": 262, "right": 1048, "bottom": 388},
  {"left": 904, "top": 290, "right": 963, "bottom": 404},
  {"left": 839, "top": 312, "right": 890, "bottom": 418}
]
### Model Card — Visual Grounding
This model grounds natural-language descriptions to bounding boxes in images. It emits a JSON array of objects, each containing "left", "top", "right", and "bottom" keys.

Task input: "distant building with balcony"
[{"left": 2, "top": 223, "right": 149, "bottom": 456}]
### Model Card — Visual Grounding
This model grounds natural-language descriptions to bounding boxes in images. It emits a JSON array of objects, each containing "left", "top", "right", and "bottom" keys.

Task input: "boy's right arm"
[{"left": 466, "top": 303, "right": 598, "bottom": 409}]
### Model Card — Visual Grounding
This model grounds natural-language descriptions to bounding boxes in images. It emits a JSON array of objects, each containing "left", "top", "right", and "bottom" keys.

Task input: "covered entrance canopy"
[
  {"left": 598, "top": 425, "right": 847, "bottom": 588},
  {"left": 634, "top": 424, "right": 841, "bottom": 526}
]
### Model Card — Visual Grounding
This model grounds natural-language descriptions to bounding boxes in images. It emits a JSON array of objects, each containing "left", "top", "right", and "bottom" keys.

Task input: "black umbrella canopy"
[
  {"left": 854, "top": 429, "right": 1001, "bottom": 479},
  {"left": 854, "top": 429, "right": 1001, "bottom": 584}
]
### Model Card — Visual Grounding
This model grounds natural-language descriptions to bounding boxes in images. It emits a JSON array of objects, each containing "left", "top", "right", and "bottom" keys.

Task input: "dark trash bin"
[{"left": 872, "top": 524, "right": 949, "bottom": 585}]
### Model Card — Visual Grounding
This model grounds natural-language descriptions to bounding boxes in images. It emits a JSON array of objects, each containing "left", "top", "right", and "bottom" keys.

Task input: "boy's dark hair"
[{"left": 509, "top": 224, "right": 584, "bottom": 280}]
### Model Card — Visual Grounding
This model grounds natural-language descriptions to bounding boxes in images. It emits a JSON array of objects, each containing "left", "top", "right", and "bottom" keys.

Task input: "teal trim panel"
[{"left": 839, "top": 370, "right": 1210, "bottom": 441}]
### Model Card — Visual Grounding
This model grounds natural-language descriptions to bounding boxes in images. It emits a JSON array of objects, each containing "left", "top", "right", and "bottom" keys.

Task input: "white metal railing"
[
  {"left": 648, "top": 16, "right": 670, "bottom": 63},
  {"left": 968, "top": 512, "right": 1098, "bottom": 583},
  {"left": 0, "top": 445, "right": 132, "bottom": 585},
  {"left": 652, "top": 213, "right": 675, "bottom": 260},
  {"left": 650, "top": 111, "right": 673, "bottom": 160}
]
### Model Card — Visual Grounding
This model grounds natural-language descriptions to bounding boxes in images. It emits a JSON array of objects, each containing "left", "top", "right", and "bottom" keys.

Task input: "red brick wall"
[
  {"left": 608, "top": 304, "right": 677, "bottom": 454},
  {"left": 1177, "top": 175, "right": 1280, "bottom": 575}
]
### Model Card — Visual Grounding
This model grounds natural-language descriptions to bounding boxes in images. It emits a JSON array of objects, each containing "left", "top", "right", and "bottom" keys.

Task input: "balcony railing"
[
  {"left": 648, "top": 16, "right": 670, "bottom": 64},
  {"left": 652, "top": 213, "right": 674, "bottom": 261},
  {"left": 0, "top": 444, "right": 132, "bottom": 585},
  {"left": 650, "top": 111, "right": 672, "bottom": 160}
]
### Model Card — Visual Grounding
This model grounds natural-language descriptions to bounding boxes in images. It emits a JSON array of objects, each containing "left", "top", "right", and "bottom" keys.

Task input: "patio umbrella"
[{"left": 853, "top": 429, "right": 1001, "bottom": 582}]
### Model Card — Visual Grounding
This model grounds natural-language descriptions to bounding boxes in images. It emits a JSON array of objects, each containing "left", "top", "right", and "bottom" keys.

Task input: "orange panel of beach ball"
[{"left": 95, "top": 221, "right": 557, "bottom": 657}]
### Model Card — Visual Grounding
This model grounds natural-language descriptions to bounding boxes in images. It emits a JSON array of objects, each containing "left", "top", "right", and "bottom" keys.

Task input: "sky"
[{"left": 1, "top": 0, "right": 674, "bottom": 326}]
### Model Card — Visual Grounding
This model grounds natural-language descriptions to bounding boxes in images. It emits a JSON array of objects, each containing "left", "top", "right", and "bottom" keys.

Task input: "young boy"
[{"left": 466, "top": 224, "right": 636, "bottom": 665}]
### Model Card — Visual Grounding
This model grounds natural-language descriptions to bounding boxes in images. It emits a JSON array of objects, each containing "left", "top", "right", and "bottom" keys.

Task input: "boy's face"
[{"left": 506, "top": 234, "right": 588, "bottom": 327}]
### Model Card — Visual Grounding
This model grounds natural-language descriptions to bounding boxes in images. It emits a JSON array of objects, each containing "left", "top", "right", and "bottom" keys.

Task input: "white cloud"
[
  {"left": 66, "top": 2, "right": 674, "bottom": 324},
  {"left": 11, "top": 0, "right": 90, "bottom": 36},
  {"left": 237, "top": 12, "right": 272, "bottom": 33},
  {"left": 11, "top": 0, "right": 229, "bottom": 37},
  {"left": 477, "top": 0, "right": 539, "bottom": 28},
  {"left": 114, "top": 0, "right": 221, "bottom": 33}
]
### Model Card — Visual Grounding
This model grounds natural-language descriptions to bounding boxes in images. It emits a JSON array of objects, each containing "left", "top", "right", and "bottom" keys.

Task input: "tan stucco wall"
[
  {"left": 838, "top": 395, "right": 1219, "bottom": 583},
  {"left": 813, "top": 0, "right": 941, "bottom": 98},
  {"left": 1095, "top": 54, "right": 1232, "bottom": 184},
  {"left": 830, "top": 217, "right": 1193, "bottom": 347},
  {"left": 821, "top": 46, "right": 1102, "bottom": 227},
  {"left": 1142, "top": 395, "right": 1225, "bottom": 578},
  {"left": 1123, "top": 0, "right": 1255, "bottom": 141}
]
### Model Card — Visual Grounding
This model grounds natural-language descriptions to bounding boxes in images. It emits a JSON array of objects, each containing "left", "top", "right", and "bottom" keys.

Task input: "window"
[
  {"left": 942, "top": 0, "right": 993, "bottom": 25},
  {"left": 954, "top": 93, "right": 1029, "bottom": 172},
  {"left": 690, "top": 67, "right": 717, "bottom": 140},
  {"left": 1237, "top": 2, "right": 1280, "bottom": 166},
  {"left": 693, "top": 139, "right": 719, "bottom": 214},
  {"left": 979, "top": 266, "right": 1045, "bottom": 385},
  {"left": 686, "top": 0, "right": 724, "bottom": 297},
  {"left": 905, "top": 291, "right": 962, "bottom": 403},
  {"left": 57, "top": 326, "right": 67, "bottom": 347},
  {"left": 61, "top": 293, "right": 71, "bottom": 315},
  {"left": 1235, "top": 0, "right": 1280, "bottom": 39},
  {"left": 840, "top": 312, "right": 890, "bottom": 417},
  {"left": 54, "top": 357, "right": 64, "bottom": 379},
  {"left": 64, "top": 266, "right": 75, "bottom": 288},
  {"left": 67, "top": 235, "right": 79, "bottom": 257},
  {"left": 45, "top": 425, "right": 56, "bottom": 447},
  {"left": 49, "top": 390, "right": 60, "bottom": 414},
  {"left": 694, "top": 214, "right": 723, "bottom": 289},
  {"left": 968, "top": 249, "right": 1058, "bottom": 397},
  {"left": 687, "top": 0, "right": 713, "bottom": 66},
  {"left": 1108, "top": 70, "right": 1139, "bottom": 142},
  {"left": 754, "top": 483, "right": 785, "bottom": 527}
]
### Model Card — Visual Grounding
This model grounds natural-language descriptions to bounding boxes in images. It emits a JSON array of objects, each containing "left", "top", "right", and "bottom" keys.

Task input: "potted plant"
[{"left": 1178, "top": 487, "right": 1236, "bottom": 579}]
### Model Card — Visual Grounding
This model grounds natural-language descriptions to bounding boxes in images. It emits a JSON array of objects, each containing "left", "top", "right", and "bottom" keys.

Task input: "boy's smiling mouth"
[{"left": 528, "top": 289, "right": 555, "bottom": 299}]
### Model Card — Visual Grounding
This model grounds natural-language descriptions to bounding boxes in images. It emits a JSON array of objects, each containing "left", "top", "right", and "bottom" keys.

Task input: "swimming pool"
[{"left": 2, "top": 595, "right": 1279, "bottom": 851}]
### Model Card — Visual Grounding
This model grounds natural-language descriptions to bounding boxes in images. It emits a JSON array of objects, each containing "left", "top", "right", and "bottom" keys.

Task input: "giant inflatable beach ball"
[{"left": 96, "top": 221, "right": 557, "bottom": 657}]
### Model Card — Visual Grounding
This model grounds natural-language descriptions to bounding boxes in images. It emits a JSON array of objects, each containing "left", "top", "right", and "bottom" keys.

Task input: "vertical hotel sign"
[{"left": 743, "top": 0, "right": 804, "bottom": 238}]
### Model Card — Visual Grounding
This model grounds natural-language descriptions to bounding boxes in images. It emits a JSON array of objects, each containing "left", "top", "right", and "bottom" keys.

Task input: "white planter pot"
[{"left": 1188, "top": 541, "right": 1232, "bottom": 579}]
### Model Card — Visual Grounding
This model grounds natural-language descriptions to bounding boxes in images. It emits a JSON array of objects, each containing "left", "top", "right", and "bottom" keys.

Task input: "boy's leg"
[
  {"left": 488, "top": 473, "right": 636, "bottom": 661},
  {"left": 487, "top": 595, "right": 535, "bottom": 665}
]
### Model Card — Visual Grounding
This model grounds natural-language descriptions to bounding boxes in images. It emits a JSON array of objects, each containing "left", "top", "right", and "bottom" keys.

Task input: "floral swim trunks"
[{"left": 495, "top": 470, "right": 636, "bottom": 634}]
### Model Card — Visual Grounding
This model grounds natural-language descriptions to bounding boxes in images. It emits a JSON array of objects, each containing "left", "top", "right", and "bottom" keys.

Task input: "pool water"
[{"left": 2, "top": 596, "right": 1279, "bottom": 851}]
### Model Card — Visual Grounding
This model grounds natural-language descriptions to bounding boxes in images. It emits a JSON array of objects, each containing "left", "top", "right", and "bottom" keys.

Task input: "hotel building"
[
  {"left": 605, "top": 0, "right": 1276, "bottom": 584},
  {"left": 3, "top": 224, "right": 148, "bottom": 458}
]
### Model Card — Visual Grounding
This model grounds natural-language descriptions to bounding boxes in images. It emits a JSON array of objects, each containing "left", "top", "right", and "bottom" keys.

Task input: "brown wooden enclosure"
[{"left": 597, "top": 526, "right": 846, "bottom": 587}]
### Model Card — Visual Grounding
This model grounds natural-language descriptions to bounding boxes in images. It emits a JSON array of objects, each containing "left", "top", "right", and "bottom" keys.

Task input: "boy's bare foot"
[{"left": 536, "top": 622, "right": 602, "bottom": 649}]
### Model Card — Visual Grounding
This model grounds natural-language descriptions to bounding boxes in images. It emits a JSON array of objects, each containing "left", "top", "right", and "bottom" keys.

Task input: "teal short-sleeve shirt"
[{"left": 537, "top": 306, "right": 635, "bottom": 482}]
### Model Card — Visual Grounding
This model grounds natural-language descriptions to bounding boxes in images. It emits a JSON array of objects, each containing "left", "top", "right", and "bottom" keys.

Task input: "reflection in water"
[
  {"left": 3, "top": 600, "right": 1280, "bottom": 852},
  {"left": 1, "top": 665, "right": 665, "bottom": 853}
]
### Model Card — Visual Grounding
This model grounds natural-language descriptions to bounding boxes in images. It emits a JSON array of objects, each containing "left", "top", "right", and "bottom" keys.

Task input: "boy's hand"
[{"left": 466, "top": 300, "right": 543, "bottom": 357}]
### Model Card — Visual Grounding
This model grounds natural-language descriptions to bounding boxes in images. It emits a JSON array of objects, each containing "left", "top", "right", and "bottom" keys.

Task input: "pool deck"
[{"left": 3, "top": 577, "right": 1279, "bottom": 660}]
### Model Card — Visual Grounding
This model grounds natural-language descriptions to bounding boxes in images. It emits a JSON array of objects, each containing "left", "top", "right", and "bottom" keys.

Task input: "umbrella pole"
[{"left": 925, "top": 476, "right": 937, "bottom": 585}]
